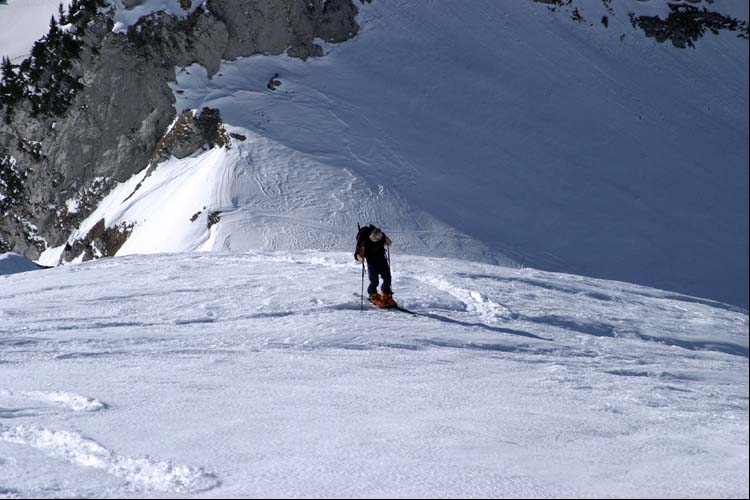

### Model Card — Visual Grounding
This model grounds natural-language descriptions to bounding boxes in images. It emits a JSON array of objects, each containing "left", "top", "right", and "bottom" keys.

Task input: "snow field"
[{"left": 1, "top": 251, "right": 747, "bottom": 497}]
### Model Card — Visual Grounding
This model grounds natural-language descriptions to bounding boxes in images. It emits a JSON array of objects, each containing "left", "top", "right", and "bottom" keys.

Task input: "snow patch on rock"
[{"left": 107, "top": 0, "right": 205, "bottom": 34}]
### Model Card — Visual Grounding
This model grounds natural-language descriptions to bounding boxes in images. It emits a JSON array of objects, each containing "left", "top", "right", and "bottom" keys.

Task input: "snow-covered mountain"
[
  {"left": 1, "top": 0, "right": 747, "bottom": 308},
  {"left": 0, "top": 2, "right": 748, "bottom": 496},
  {"left": 0, "top": 251, "right": 747, "bottom": 497}
]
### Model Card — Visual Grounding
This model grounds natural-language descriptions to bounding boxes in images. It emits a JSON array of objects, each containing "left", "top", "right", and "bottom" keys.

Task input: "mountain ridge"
[{"left": 1, "top": 0, "right": 748, "bottom": 307}]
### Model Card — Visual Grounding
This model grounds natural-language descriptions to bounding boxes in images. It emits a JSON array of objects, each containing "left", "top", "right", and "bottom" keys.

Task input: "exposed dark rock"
[
  {"left": 124, "top": 107, "right": 229, "bottom": 202},
  {"left": 527, "top": 0, "right": 747, "bottom": 50},
  {"left": 267, "top": 73, "right": 282, "bottom": 90},
  {"left": 150, "top": 111, "right": 208, "bottom": 165},
  {"left": 55, "top": 177, "right": 113, "bottom": 236},
  {"left": 630, "top": 3, "right": 748, "bottom": 48},
  {"left": 207, "top": 211, "right": 221, "bottom": 228},
  {"left": 207, "top": 0, "right": 361, "bottom": 60},
  {"left": 195, "top": 107, "right": 229, "bottom": 149},
  {"left": 63, "top": 218, "right": 133, "bottom": 262},
  {"left": 150, "top": 107, "right": 229, "bottom": 165}
]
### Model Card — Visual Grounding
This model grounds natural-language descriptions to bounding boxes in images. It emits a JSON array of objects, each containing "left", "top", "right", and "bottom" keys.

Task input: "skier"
[{"left": 355, "top": 224, "right": 396, "bottom": 307}]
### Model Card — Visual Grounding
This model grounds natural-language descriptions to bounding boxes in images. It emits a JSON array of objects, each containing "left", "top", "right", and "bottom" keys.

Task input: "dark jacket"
[{"left": 355, "top": 225, "right": 389, "bottom": 262}]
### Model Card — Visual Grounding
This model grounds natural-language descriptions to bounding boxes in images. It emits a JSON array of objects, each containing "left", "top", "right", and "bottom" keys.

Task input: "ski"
[
  {"left": 384, "top": 304, "right": 419, "bottom": 315},
  {"left": 353, "top": 293, "right": 419, "bottom": 315}
]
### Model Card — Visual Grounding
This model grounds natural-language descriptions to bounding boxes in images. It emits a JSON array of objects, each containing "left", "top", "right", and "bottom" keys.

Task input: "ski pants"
[{"left": 366, "top": 257, "right": 392, "bottom": 296}]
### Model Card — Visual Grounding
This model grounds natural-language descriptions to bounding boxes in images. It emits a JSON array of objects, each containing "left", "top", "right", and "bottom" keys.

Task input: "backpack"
[{"left": 354, "top": 224, "right": 376, "bottom": 259}]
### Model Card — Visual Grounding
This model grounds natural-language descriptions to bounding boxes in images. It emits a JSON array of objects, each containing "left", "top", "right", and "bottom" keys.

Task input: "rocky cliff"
[{"left": 0, "top": 0, "right": 366, "bottom": 259}]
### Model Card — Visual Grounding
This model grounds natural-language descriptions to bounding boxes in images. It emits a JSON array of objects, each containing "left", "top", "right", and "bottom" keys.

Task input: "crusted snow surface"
[{"left": 1, "top": 251, "right": 747, "bottom": 497}]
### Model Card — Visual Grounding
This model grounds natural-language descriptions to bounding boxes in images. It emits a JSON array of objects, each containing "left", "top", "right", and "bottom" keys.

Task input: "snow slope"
[
  {"left": 1, "top": 251, "right": 747, "bottom": 497},
  {"left": 0, "top": 0, "right": 72, "bottom": 64},
  {"left": 173, "top": 0, "right": 745, "bottom": 308},
  {"left": 40, "top": 131, "right": 506, "bottom": 267},
  {"left": 0, "top": 252, "right": 41, "bottom": 275},
  {"left": 44, "top": 0, "right": 749, "bottom": 308}
]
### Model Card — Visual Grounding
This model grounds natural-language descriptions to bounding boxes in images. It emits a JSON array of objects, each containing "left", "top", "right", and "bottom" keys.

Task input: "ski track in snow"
[{"left": 415, "top": 274, "right": 518, "bottom": 323}]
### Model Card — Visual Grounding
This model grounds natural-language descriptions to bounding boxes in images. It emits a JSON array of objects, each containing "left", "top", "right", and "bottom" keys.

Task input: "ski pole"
[
  {"left": 358, "top": 223, "right": 364, "bottom": 312},
  {"left": 361, "top": 259, "right": 365, "bottom": 312},
  {"left": 386, "top": 245, "right": 394, "bottom": 297}
]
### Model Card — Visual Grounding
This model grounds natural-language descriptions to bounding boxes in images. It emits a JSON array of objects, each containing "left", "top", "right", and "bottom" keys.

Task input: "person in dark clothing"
[{"left": 354, "top": 224, "right": 396, "bottom": 307}]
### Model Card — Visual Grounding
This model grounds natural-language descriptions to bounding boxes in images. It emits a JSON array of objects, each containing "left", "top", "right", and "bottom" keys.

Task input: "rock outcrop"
[{"left": 0, "top": 0, "right": 366, "bottom": 259}]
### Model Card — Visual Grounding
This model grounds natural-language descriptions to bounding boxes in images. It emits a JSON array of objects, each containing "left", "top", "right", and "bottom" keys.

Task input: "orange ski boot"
[
  {"left": 381, "top": 293, "right": 397, "bottom": 307},
  {"left": 369, "top": 293, "right": 386, "bottom": 307}
]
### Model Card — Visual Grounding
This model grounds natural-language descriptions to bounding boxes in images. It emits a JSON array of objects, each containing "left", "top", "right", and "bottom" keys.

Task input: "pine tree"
[
  {"left": 58, "top": 2, "right": 67, "bottom": 24},
  {"left": 0, "top": 57, "right": 12, "bottom": 79},
  {"left": 48, "top": 15, "right": 59, "bottom": 40},
  {"left": 0, "top": 57, "right": 23, "bottom": 106}
]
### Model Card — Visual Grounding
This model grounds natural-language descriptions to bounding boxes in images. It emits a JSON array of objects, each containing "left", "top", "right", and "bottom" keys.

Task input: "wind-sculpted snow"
[
  {"left": 0, "top": 384, "right": 217, "bottom": 494},
  {"left": 0, "top": 251, "right": 746, "bottom": 497},
  {"left": 0, "top": 425, "right": 219, "bottom": 493},
  {"left": 0, "top": 390, "right": 107, "bottom": 412}
]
